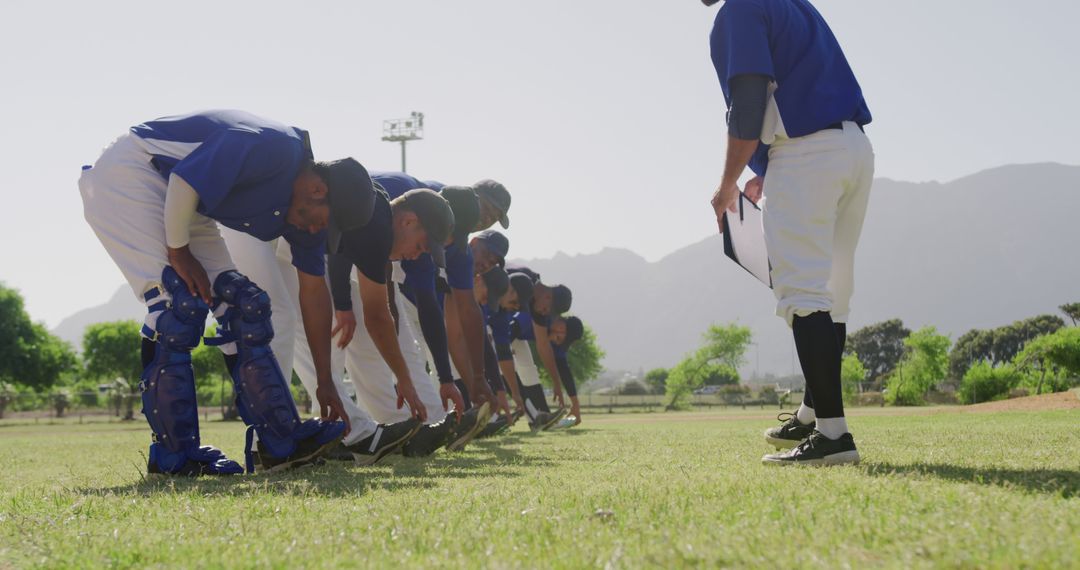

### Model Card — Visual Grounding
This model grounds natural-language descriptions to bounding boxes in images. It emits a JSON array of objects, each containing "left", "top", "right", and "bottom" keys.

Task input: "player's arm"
[
  {"left": 295, "top": 267, "right": 350, "bottom": 432},
  {"left": 532, "top": 321, "right": 565, "bottom": 406},
  {"left": 163, "top": 173, "right": 213, "bottom": 303},
  {"left": 713, "top": 74, "right": 770, "bottom": 231},
  {"left": 357, "top": 271, "right": 427, "bottom": 421},
  {"left": 452, "top": 289, "right": 496, "bottom": 405}
]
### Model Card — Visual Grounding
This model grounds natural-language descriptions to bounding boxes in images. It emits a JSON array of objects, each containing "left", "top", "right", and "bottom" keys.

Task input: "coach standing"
[{"left": 705, "top": 0, "right": 874, "bottom": 465}]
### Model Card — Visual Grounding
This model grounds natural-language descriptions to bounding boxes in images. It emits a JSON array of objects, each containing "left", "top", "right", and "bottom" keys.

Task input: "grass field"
[{"left": 1, "top": 405, "right": 1078, "bottom": 569}]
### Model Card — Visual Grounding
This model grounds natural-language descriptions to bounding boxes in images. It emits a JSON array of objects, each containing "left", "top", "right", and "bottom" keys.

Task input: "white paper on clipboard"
[{"left": 721, "top": 192, "right": 772, "bottom": 288}]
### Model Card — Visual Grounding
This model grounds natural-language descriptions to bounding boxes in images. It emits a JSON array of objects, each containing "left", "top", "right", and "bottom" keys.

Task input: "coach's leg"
[{"left": 761, "top": 130, "right": 860, "bottom": 465}]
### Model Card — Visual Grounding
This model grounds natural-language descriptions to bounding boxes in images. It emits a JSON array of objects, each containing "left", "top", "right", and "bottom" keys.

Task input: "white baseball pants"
[
  {"left": 762, "top": 122, "right": 874, "bottom": 325},
  {"left": 79, "top": 133, "right": 235, "bottom": 321}
]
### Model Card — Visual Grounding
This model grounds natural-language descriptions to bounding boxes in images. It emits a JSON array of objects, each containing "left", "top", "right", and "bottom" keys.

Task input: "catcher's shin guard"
[
  {"left": 212, "top": 271, "right": 343, "bottom": 472},
  {"left": 140, "top": 266, "right": 242, "bottom": 476}
]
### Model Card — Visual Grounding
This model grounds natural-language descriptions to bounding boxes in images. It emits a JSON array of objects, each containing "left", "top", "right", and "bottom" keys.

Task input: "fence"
[{"left": 576, "top": 392, "right": 806, "bottom": 412}]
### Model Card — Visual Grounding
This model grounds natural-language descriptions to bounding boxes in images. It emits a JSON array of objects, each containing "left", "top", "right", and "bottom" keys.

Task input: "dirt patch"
[{"left": 950, "top": 389, "right": 1080, "bottom": 414}]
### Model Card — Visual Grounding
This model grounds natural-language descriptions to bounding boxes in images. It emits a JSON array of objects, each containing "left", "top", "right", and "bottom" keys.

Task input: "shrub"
[{"left": 958, "top": 362, "right": 1022, "bottom": 404}]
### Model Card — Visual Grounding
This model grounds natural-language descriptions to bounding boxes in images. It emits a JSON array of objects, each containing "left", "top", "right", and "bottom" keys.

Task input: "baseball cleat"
[
  {"left": 764, "top": 411, "right": 816, "bottom": 450},
  {"left": 146, "top": 445, "right": 243, "bottom": 478},
  {"left": 551, "top": 415, "right": 578, "bottom": 430},
  {"left": 476, "top": 414, "right": 510, "bottom": 439},
  {"left": 256, "top": 420, "right": 347, "bottom": 473},
  {"left": 761, "top": 431, "right": 860, "bottom": 466},
  {"left": 346, "top": 418, "right": 422, "bottom": 466},
  {"left": 402, "top": 416, "right": 454, "bottom": 457},
  {"left": 447, "top": 402, "right": 491, "bottom": 451}
]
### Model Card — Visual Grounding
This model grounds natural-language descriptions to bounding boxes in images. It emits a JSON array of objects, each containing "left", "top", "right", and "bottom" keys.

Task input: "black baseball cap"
[
  {"left": 473, "top": 179, "right": 511, "bottom": 229},
  {"left": 563, "top": 316, "right": 584, "bottom": 345},
  {"left": 701, "top": 0, "right": 722, "bottom": 5},
  {"left": 473, "top": 230, "right": 509, "bottom": 266},
  {"left": 508, "top": 273, "right": 534, "bottom": 309},
  {"left": 551, "top": 284, "right": 573, "bottom": 315},
  {"left": 399, "top": 188, "right": 455, "bottom": 267},
  {"left": 438, "top": 186, "right": 480, "bottom": 244},
  {"left": 321, "top": 158, "right": 377, "bottom": 254},
  {"left": 481, "top": 266, "right": 510, "bottom": 312}
]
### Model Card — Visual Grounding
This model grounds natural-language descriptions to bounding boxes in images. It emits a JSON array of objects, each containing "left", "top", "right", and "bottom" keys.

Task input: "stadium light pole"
[{"left": 381, "top": 111, "right": 424, "bottom": 173}]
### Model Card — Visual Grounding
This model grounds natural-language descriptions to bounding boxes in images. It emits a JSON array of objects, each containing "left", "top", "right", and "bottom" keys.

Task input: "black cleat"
[
  {"left": 764, "top": 412, "right": 816, "bottom": 450},
  {"left": 402, "top": 416, "right": 454, "bottom": 457},
  {"left": 447, "top": 402, "right": 490, "bottom": 451},
  {"left": 346, "top": 418, "right": 422, "bottom": 466},
  {"left": 476, "top": 414, "right": 510, "bottom": 439},
  {"left": 542, "top": 407, "right": 568, "bottom": 431},
  {"left": 256, "top": 426, "right": 347, "bottom": 474},
  {"left": 529, "top": 410, "right": 562, "bottom": 432},
  {"left": 322, "top": 442, "right": 357, "bottom": 462},
  {"left": 762, "top": 431, "right": 860, "bottom": 466}
]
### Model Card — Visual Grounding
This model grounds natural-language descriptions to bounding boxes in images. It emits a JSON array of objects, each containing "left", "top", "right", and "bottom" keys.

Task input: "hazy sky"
[{"left": 2, "top": 0, "right": 1078, "bottom": 327}]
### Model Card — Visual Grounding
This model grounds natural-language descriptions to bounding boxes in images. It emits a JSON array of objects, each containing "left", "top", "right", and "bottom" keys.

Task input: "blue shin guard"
[
  {"left": 212, "top": 271, "right": 344, "bottom": 472},
  {"left": 140, "top": 267, "right": 242, "bottom": 476}
]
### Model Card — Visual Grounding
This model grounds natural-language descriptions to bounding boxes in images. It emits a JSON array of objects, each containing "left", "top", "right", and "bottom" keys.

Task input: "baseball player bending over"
[{"left": 79, "top": 110, "right": 364, "bottom": 475}]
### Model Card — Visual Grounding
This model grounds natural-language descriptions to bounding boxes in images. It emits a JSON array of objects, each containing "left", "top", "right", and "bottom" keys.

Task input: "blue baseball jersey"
[
  {"left": 131, "top": 110, "right": 326, "bottom": 275},
  {"left": 510, "top": 310, "right": 536, "bottom": 342},
  {"left": 710, "top": 0, "right": 871, "bottom": 175}
]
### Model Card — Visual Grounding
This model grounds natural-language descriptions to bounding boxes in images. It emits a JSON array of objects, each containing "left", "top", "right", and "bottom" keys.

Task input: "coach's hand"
[
  {"left": 167, "top": 245, "right": 213, "bottom": 304},
  {"left": 711, "top": 182, "right": 740, "bottom": 234},
  {"left": 397, "top": 379, "right": 429, "bottom": 423},
  {"left": 439, "top": 382, "right": 465, "bottom": 421},
  {"left": 316, "top": 383, "right": 352, "bottom": 436},
  {"left": 744, "top": 176, "right": 764, "bottom": 204},
  {"left": 332, "top": 309, "right": 357, "bottom": 349}
]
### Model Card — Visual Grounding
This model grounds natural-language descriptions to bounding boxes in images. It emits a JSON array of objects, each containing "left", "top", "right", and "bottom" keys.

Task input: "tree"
[
  {"left": 536, "top": 323, "right": 606, "bottom": 388},
  {"left": 0, "top": 283, "right": 78, "bottom": 391},
  {"left": 991, "top": 315, "right": 1064, "bottom": 365},
  {"left": 83, "top": 321, "right": 144, "bottom": 420},
  {"left": 644, "top": 368, "right": 669, "bottom": 395},
  {"left": 846, "top": 319, "right": 910, "bottom": 383},
  {"left": 619, "top": 380, "right": 650, "bottom": 395},
  {"left": 665, "top": 324, "right": 752, "bottom": 409},
  {"left": 841, "top": 353, "right": 866, "bottom": 405},
  {"left": 949, "top": 329, "right": 994, "bottom": 380},
  {"left": 1013, "top": 327, "right": 1080, "bottom": 394},
  {"left": 0, "top": 382, "right": 15, "bottom": 419},
  {"left": 885, "top": 326, "right": 951, "bottom": 406},
  {"left": 1061, "top": 303, "right": 1080, "bottom": 326}
]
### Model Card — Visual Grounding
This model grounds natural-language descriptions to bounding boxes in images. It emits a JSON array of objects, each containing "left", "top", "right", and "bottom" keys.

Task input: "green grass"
[{"left": 1, "top": 408, "right": 1078, "bottom": 569}]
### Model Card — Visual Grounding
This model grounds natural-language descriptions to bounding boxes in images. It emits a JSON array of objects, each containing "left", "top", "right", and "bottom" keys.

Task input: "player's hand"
[
  {"left": 331, "top": 309, "right": 357, "bottom": 349},
  {"left": 711, "top": 182, "right": 740, "bottom": 234},
  {"left": 470, "top": 375, "right": 497, "bottom": 407},
  {"left": 167, "top": 245, "right": 213, "bottom": 304},
  {"left": 554, "top": 391, "right": 566, "bottom": 409},
  {"left": 512, "top": 395, "right": 527, "bottom": 419},
  {"left": 439, "top": 382, "right": 465, "bottom": 421},
  {"left": 495, "top": 390, "right": 512, "bottom": 417},
  {"left": 396, "top": 379, "right": 428, "bottom": 423},
  {"left": 744, "top": 175, "right": 764, "bottom": 204},
  {"left": 316, "top": 382, "right": 351, "bottom": 436}
]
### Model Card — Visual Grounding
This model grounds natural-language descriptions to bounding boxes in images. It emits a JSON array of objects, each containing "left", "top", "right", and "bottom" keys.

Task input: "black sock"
[
  {"left": 454, "top": 379, "right": 472, "bottom": 410},
  {"left": 803, "top": 322, "right": 847, "bottom": 409},
  {"left": 793, "top": 312, "right": 844, "bottom": 419},
  {"left": 223, "top": 352, "right": 238, "bottom": 372}
]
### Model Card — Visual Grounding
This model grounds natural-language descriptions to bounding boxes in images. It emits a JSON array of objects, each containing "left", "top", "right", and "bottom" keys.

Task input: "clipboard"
[{"left": 721, "top": 192, "right": 772, "bottom": 288}]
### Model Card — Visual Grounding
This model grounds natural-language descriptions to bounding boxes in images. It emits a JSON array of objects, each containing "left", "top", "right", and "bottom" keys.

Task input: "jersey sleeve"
[
  {"left": 445, "top": 243, "right": 474, "bottom": 290},
  {"left": 172, "top": 129, "right": 300, "bottom": 213},
  {"left": 282, "top": 227, "right": 327, "bottom": 276},
  {"left": 711, "top": 1, "right": 775, "bottom": 94}
]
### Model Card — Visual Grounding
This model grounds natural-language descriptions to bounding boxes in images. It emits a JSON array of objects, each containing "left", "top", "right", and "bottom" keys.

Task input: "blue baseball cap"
[{"left": 473, "top": 229, "right": 509, "bottom": 266}]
